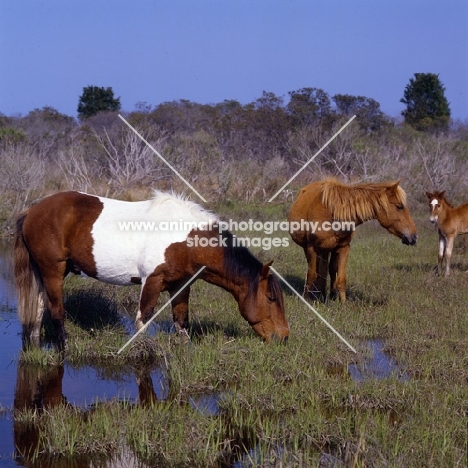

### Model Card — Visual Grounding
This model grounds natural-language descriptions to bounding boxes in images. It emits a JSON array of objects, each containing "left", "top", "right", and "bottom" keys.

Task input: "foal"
[{"left": 426, "top": 190, "right": 468, "bottom": 276}]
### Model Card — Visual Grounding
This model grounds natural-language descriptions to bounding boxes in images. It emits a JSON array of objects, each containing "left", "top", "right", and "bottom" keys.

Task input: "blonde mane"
[
  {"left": 149, "top": 190, "right": 217, "bottom": 222},
  {"left": 321, "top": 178, "right": 407, "bottom": 222}
]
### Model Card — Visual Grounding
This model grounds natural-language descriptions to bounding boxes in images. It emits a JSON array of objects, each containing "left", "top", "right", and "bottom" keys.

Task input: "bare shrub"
[
  {"left": 0, "top": 143, "right": 45, "bottom": 225},
  {"left": 223, "top": 154, "right": 286, "bottom": 202},
  {"left": 288, "top": 123, "right": 364, "bottom": 181},
  {"left": 416, "top": 137, "right": 458, "bottom": 190},
  {"left": 165, "top": 130, "right": 221, "bottom": 180},
  {"left": 287, "top": 125, "right": 329, "bottom": 179},
  {"left": 93, "top": 126, "right": 169, "bottom": 194},
  {"left": 392, "top": 134, "right": 468, "bottom": 207},
  {"left": 56, "top": 134, "right": 100, "bottom": 193},
  {"left": 350, "top": 134, "right": 410, "bottom": 184}
]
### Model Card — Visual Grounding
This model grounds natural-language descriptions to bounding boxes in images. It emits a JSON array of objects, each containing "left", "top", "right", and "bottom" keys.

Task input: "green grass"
[{"left": 15, "top": 214, "right": 468, "bottom": 467}]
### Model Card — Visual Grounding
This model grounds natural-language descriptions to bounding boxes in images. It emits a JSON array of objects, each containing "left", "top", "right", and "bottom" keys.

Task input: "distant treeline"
[{"left": 1, "top": 89, "right": 468, "bottom": 231}]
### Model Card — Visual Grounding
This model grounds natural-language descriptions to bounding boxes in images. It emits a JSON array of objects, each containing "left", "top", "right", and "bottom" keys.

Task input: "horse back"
[
  {"left": 288, "top": 181, "right": 335, "bottom": 248},
  {"left": 446, "top": 202, "right": 468, "bottom": 235}
]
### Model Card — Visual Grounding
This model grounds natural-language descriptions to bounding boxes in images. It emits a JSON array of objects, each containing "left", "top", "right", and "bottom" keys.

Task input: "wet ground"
[
  {"left": 0, "top": 240, "right": 223, "bottom": 467},
  {"left": 0, "top": 239, "right": 407, "bottom": 467}
]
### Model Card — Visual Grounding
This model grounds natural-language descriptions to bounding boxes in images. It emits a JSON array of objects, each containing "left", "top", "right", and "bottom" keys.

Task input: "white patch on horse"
[
  {"left": 90, "top": 192, "right": 217, "bottom": 286},
  {"left": 430, "top": 198, "right": 439, "bottom": 223},
  {"left": 135, "top": 309, "right": 143, "bottom": 328}
]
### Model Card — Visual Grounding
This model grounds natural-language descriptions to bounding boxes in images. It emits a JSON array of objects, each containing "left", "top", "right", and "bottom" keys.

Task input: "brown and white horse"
[
  {"left": 14, "top": 191, "right": 289, "bottom": 349},
  {"left": 288, "top": 178, "right": 418, "bottom": 302},
  {"left": 426, "top": 190, "right": 468, "bottom": 276}
]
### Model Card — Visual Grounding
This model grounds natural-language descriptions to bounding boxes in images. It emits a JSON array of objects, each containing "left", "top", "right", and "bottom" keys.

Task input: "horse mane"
[
  {"left": 321, "top": 178, "right": 407, "bottom": 222},
  {"left": 220, "top": 231, "right": 283, "bottom": 307},
  {"left": 221, "top": 230, "right": 262, "bottom": 293},
  {"left": 149, "top": 190, "right": 216, "bottom": 220},
  {"left": 150, "top": 189, "right": 193, "bottom": 206},
  {"left": 266, "top": 272, "right": 285, "bottom": 311}
]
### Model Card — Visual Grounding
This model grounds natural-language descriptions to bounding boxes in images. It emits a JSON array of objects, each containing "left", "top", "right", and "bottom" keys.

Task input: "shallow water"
[
  {"left": 0, "top": 240, "right": 220, "bottom": 467},
  {"left": 349, "top": 339, "right": 409, "bottom": 382}
]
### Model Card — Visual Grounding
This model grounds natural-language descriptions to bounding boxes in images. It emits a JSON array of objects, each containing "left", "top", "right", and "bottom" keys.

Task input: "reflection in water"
[
  {"left": 12, "top": 360, "right": 222, "bottom": 467},
  {"left": 13, "top": 363, "right": 161, "bottom": 467},
  {"left": 1, "top": 239, "right": 223, "bottom": 466},
  {"left": 14, "top": 363, "right": 65, "bottom": 461},
  {"left": 189, "top": 392, "right": 222, "bottom": 416},
  {"left": 0, "top": 237, "right": 16, "bottom": 310},
  {"left": 349, "top": 339, "right": 409, "bottom": 382}
]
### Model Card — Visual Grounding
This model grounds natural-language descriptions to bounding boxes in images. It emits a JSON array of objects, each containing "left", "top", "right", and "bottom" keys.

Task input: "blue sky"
[{"left": 1, "top": 0, "right": 467, "bottom": 120}]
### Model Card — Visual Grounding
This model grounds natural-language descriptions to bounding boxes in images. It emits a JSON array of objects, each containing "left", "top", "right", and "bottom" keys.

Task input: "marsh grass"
[{"left": 15, "top": 213, "right": 468, "bottom": 467}]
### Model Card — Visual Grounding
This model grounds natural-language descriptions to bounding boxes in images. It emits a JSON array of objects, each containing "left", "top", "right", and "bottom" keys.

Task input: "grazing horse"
[
  {"left": 288, "top": 178, "right": 418, "bottom": 302},
  {"left": 14, "top": 191, "right": 289, "bottom": 349},
  {"left": 426, "top": 190, "right": 468, "bottom": 276}
]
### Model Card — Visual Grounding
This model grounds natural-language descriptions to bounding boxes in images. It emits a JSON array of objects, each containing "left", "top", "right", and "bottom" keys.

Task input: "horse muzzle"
[
  {"left": 401, "top": 234, "right": 417, "bottom": 246},
  {"left": 263, "top": 333, "right": 288, "bottom": 345}
]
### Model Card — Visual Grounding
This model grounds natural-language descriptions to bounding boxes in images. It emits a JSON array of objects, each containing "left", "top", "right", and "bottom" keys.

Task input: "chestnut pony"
[
  {"left": 14, "top": 191, "right": 288, "bottom": 349},
  {"left": 288, "top": 178, "right": 418, "bottom": 302},
  {"left": 426, "top": 190, "right": 468, "bottom": 276}
]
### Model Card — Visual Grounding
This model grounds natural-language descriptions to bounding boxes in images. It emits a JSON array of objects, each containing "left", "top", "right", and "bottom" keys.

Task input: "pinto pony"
[
  {"left": 425, "top": 190, "right": 468, "bottom": 276},
  {"left": 288, "top": 178, "right": 418, "bottom": 303},
  {"left": 14, "top": 191, "right": 289, "bottom": 349}
]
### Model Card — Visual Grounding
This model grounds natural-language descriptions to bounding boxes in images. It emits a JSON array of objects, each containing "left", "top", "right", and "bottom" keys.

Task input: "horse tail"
[{"left": 14, "top": 211, "right": 45, "bottom": 346}]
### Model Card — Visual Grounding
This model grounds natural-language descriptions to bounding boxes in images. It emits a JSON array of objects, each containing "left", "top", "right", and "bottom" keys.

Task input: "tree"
[
  {"left": 333, "top": 94, "right": 388, "bottom": 132},
  {"left": 287, "top": 87, "right": 332, "bottom": 128},
  {"left": 400, "top": 73, "right": 451, "bottom": 132},
  {"left": 15, "top": 106, "right": 76, "bottom": 159},
  {"left": 77, "top": 86, "right": 121, "bottom": 119}
]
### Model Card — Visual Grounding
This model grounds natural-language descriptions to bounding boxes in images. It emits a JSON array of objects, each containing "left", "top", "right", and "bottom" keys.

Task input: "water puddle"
[
  {"left": 0, "top": 239, "right": 224, "bottom": 466},
  {"left": 349, "top": 339, "right": 408, "bottom": 382},
  {"left": 189, "top": 392, "right": 222, "bottom": 416}
]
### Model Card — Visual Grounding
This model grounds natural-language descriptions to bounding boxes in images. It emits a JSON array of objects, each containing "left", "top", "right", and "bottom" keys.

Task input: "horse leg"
[
  {"left": 136, "top": 275, "right": 163, "bottom": 330},
  {"left": 303, "top": 246, "right": 320, "bottom": 300},
  {"left": 315, "top": 249, "right": 329, "bottom": 301},
  {"left": 168, "top": 283, "right": 191, "bottom": 333},
  {"left": 329, "top": 250, "right": 338, "bottom": 300},
  {"left": 30, "top": 294, "right": 45, "bottom": 348},
  {"left": 330, "top": 246, "right": 350, "bottom": 303},
  {"left": 437, "top": 232, "right": 446, "bottom": 275},
  {"left": 444, "top": 235, "right": 455, "bottom": 277},
  {"left": 41, "top": 271, "right": 67, "bottom": 350}
]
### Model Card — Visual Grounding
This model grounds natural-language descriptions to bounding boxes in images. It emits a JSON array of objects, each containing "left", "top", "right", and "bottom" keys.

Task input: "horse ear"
[
  {"left": 260, "top": 261, "right": 273, "bottom": 278},
  {"left": 388, "top": 180, "right": 400, "bottom": 195},
  {"left": 426, "top": 191, "right": 433, "bottom": 199}
]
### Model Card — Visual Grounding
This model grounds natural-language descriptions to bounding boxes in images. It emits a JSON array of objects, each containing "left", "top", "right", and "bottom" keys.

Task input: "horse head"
[
  {"left": 242, "top": 262, "right": 289, "bottom": 343},
  {"left": 426, "top": 190, "right": 446, "bottom": 224},
  {"left": 376, "top": 182, "right": 418, "bottom": 246}
]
